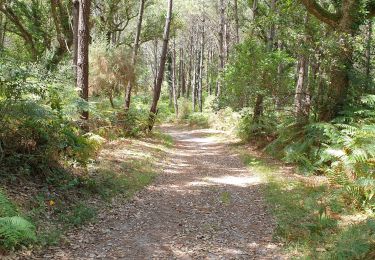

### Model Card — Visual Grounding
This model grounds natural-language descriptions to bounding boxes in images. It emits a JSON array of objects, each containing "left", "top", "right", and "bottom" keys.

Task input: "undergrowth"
[
  {"left": 0, "top": 190, "right": 36, "bottom": 250},
  {"left": 239, "top": 152, "right": 375, "bottom": 259}
]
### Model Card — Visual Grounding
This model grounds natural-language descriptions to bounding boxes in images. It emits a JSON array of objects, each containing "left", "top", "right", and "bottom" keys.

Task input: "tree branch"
[{"left": 300, "top": 0, "right": 340, "bottom": 27}]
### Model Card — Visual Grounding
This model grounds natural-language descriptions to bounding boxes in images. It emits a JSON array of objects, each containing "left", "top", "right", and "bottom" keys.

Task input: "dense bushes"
[{"left": 0, "top": 61, "right": 101, "bottom": 177}]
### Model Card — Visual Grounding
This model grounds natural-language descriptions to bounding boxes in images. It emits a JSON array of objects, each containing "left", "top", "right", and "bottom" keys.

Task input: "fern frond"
[{"left": 0, "top": 216, "right": 36, "bottom": 249}]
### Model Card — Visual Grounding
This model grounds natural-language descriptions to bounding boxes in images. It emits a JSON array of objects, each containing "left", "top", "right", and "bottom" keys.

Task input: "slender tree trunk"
[
  {"left": 76, "top": 0, "right": 91, "bottom": 120},
  {"left": 234, "top": 0, "right": 239, "bottom": 43},
  {"left": 198, "top": 19, "right": 205, "bottom": 112},
  {"left": 252, "top": 0, "right": 275, "bottom": 124},
  {"left": 294, "top": 13, "right": 311, "bottom": 123},
  {"left": 72, "top": 0, "right": 79, "bottom": 77},
  {"left": 167, "top": 52, "right": 173, "bottom": 107},
  {"left": 224, "top": 21, "right": 230, "bottom": 61},
  {"left": 152, "top": 39, "right": 159, "bottom": 89},
  {"left": 216, "top": 0, "right": 225, "bottom": 97},
  {"left": 206, "top": 48, "right": 211, "bottom": 94},
  {"left": 125, "top": 0, "right": 146, "bottom": 111},
  {"left": 192, "top": 50, "right": 198, "bottom": 111},
  {"left": 0, "top": 13, "right": 6, "bottom": 51},
  {"left": 172, "top": 39, "right": 179, "bottom": 116},
  {"left": 149, "top": 0, "right": 173, "bottom": 131},
  {"left": 187, "top": 35, "right": 193, "bottom": 98},
  {"left": 295, "top": 55, "right": 310, "bottom": 122},
  {"left": 365, "top": 20, "right": 373, "bottom": 92},
  {"left": 180, "top": 47, "right": 186, "bottom": 97}
]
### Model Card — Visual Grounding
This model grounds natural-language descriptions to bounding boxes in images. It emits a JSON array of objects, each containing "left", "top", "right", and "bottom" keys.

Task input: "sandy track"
[{"left": 34, "top": 126, "right": 283, "bottom": 260}]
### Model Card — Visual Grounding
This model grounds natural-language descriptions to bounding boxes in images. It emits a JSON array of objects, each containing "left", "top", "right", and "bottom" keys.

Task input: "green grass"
[
  {"left": 219, "top": 191, "right": 231, "bottom": 205},
  {"left": 238, "top": 150, "right": 375, "bottom": 259},
  {"left": 59, "top": 203, "right": 97, "bottom": 227},
  {"left": 151, "top": 131, "right": 174, "bottom": 148}
]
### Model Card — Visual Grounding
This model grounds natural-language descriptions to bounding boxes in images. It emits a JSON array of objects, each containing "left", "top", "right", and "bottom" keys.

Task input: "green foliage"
[
  {"left": 328, "top": 219, "right": 375, "bottom": 259},
  {"left": 0, "top": 61, "right": 100, "bottom": 176},
  {"left": 240, "top": 152, "right": 375, "bottom": 259},
  {"left": 60, "top": 204, "right": 97, "bottom": 227},
  {"left": 221, "top": 39, "right": 294, "bottom": 111},
  {"left": 0, "top": 216, "right": 36, "bottom": 250},
  {"left": 0, "top": 190, "right": 18, "bottom": 217},
  {"left": 237, "top": 108, "right": 278, "bottom": 141},
  {"left": 83, "top": 170, "right": 131, "bottom": 199},
  {"left": 0, "top": 190, "right": 36, "bottom": 250},
  {"left": 187, "top": 113, "right": 209, "bottom": 128}
]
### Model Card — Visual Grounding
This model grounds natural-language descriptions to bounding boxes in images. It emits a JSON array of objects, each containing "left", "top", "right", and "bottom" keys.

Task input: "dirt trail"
[{"left": 35, "top": 126, "right": 283, "bottom": 259}]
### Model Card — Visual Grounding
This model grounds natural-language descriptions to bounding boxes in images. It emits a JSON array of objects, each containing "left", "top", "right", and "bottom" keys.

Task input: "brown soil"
[{"left": 23, "top": 126, "right": 284, "bottom": 259}]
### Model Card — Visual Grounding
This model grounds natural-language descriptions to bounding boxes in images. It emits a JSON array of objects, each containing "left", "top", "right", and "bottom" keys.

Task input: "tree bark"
[
  {"left": 76, "top": 0, "right": 91, "bottom": 120},
  {"left": 192, "top": 50, "right": 198, "bottom": 111},
  {"left": 149, "top": 0, "right": 173, "bottom": 131},
  {"left": 253, "top": 94, "right": 264, "bottom": 123},
  {"left": 187, "top": 35, "right": 193, "bottom": 99},
  {"left": 72, "top": 0, "right": 80, "bottom": 77},
  {"left": 216, "top": 0, "right": 225, "bottom": 97},
  {"left": 198, "top": 19, "right": 205, "bottom": 112},
  {"left": 234, "top": 0, "right": 239, "bottom": 43},
  {"left": 0, "top": 13, "right": 5, "bottom": 51},
  {"left": 294, "top": 55, "right": 310, "bottom": 122},
  {"left": 167, "top": 52, "right": 173, "bottom": 107},
  {"left": 172, "top": 39, "right": 179, "bottom": 116},
  {"left": 125, "top": 0, "right": 146, "bottom": 111},
  {"left": 179, "top": 47, "right": 186, "bottom": 97},
  {"left": 365, "top": 20, "right": 373, "bottom": 92}
]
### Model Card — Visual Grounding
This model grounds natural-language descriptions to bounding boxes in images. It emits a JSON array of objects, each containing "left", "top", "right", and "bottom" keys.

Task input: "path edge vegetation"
[
  {"left": 0, "top": 129, "right": 173, "bottom": 256},
  {"left": 232, "top": 137, "right": 375, "bottom": 259}
]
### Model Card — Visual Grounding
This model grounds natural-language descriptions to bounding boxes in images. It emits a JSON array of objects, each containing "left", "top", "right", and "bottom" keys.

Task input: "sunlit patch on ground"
[{"left": 204, "top": 175, "right": 263, "bottom": 187}]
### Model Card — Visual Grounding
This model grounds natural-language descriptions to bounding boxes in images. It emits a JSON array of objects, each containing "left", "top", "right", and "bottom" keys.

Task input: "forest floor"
[{"left": 18, "top": 125, "right": 285, "bottom": 260}]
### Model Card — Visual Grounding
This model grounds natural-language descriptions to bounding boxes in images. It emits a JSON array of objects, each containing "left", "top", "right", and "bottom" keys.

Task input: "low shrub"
[
  {"left": 187, "top": 113, "right": 209, "bottom": 128},
  {"left": 0, "top": 191, "right": 36, "bottom": 250}
]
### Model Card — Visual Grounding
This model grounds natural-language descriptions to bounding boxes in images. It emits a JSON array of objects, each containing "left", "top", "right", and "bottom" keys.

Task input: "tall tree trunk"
[
  {"left": 72, "top": 0, "right": 79, "bottom": 77},
  {"left": 0, "top": 13, "right": 5, "bottom": 51},
  {"left": 76, "top": 0, "right": 91, "bottom": 121},
  {"left": 295, "top": 55, "right": 310, "bottom": 122},
  {"left": 234, "top": 0, "right": 239, "bottom": 43},
  {"left": 172, "top": 39, "right": 179, "bottom": 116},
  {"left": 149, "top": 0, "right": 173, "bottom": 131},
  {"left": 192, "top": 50, "right": 198, "bottom": 111},
  {"left": 224, "top": 21, "right": 230, "bottom": 61},
  {"left": 252, "top": 0, "right": 275, "bottom": 124},
  {"left": 365, "top": 19, "right": 373, "bottom": 92},
  {"left": 294, "top": 13, "right": 311, "bottom": 123},
  {"left": 216, "top": 0, "right": 225, "bottom": 97},
  {"left": 179, "top": 47, "right": 186, "bottom": 97},
  {"left": 152, "top": 39, "right": 159, "bottom": 89},
  {"left": 125, "top": 0, "right": 146, "bottom": 111},
  {"left": 206, "top": 48, "right": 211, "bottom": 95},
  {"left": 167, "top": 52, "right": 173, "bottom": 107},
  {"left": 198, "top": 19, "right": 205, "bottom": 112},
  {"left": 187, "top": 35, "right": 193, "bottom": 99}
]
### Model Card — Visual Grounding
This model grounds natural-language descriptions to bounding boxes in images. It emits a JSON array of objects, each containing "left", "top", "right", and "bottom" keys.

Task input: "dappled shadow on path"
[{"left": 37, "top": 126, "right": 283, "bottom": 260}]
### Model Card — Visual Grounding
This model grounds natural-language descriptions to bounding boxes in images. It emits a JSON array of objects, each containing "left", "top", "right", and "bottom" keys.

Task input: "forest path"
[{"left": 38, "top": 125, "right": 283, "bottom": 260}]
